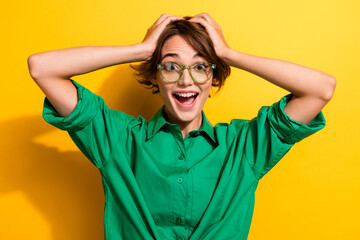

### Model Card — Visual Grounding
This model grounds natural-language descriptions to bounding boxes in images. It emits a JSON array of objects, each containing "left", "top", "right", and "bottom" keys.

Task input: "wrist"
[
  {"left": 136, "top": 42, "right": 154, "bottom": 61},
  {"left": 218, "top": 47, "right": 233, "bottom": 65}
]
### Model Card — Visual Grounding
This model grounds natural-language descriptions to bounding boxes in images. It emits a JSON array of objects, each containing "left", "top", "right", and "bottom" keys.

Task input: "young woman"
[{"left": 28, "top": 13, "right": 335, "bottom": 240}]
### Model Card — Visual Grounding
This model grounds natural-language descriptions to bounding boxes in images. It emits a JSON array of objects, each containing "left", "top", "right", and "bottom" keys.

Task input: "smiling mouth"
[{"left": 173, "top": 92, "right": 199, "bottom": 106}]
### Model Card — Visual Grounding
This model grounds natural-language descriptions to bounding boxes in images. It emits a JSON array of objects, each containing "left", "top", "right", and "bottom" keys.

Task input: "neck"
[{"left": 164, "top": 109, "right": 202, "bottom": 139}]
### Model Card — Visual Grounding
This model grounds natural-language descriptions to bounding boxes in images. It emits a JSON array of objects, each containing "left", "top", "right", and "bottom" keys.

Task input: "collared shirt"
[{"left": 42, "top": 80, "right": 326, "bottom": 240}]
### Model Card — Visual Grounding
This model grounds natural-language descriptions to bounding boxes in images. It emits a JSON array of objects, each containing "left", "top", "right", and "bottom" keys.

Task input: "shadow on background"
[
  {"left": 0, "top": 65, "right": 163, "bottom": 240},
  {"left": 98, "top": 64, "right": 163, "bottom": 120}
]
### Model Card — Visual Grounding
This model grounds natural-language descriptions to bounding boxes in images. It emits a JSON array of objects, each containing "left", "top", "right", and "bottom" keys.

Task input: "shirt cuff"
[
  {"left": 42, "top": 80, "right": 98, "bottom": 132},
  {"left": 267, "top": 94, "right": 326, "bottom": 144}
]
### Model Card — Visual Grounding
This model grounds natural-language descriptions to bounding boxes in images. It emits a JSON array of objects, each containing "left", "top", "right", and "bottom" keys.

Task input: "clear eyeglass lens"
[
  {"left": 191, "top": 63, "right": 212, "bottom": 82},
  {"left": 161, "top": 62, "right": 181, "bottom": 82},
  {"left": 160, "top": 62, "right": 213, "bottom": 82}
]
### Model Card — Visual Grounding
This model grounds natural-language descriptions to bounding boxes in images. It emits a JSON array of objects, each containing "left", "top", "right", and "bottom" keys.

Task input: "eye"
[
  {"left": 194, "top": 62, "right": 210, "bottom": 71},
  {"left": 163, "top": 62, "right": 181, "bottom": 71}
]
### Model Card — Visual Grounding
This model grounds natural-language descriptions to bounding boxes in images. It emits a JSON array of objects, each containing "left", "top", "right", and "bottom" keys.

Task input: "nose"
[{"left": 178, "top": 66, "right": 193, "bottom": 86}]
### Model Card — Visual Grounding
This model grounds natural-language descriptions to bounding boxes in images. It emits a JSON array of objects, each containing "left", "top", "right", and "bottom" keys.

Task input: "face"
[{"left": 153, "top": 35, "right": 213, "bottom": 125}]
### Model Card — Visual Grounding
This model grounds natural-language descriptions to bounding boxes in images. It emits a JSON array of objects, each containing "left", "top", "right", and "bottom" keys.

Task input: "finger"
[
  {"left": 153, "top": 14, "right": 172, "bottom": 25},
  {"left": 143, "top": 15, "right": 182, "bottom": 43},
  {"left": 156, "top": 14, "right": 182, "bottom": 26},
  {"left": 152, "top": 14, "right": 179, "bottom": 28},
  {"left": 153, "top": 16, "right": 183, "bottom": 36},
  {"left": 158, "top": 15, "right": 183, "bottom": 27},
  {"left": 189, "top": 17, "right": 212, "bottom": 31},
  {"left": 192, "top": 13, "right": 217, "bottom": 25}
]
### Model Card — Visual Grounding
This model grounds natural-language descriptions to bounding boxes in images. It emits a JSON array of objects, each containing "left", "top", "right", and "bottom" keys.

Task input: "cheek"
[
  {"left": 158, "top": 82, "right": 173, "bottom": 101},
  {"left": 202, "top": 82, "right": 213, "bottom": 94},
  {"left": 198, "top": 85, "right": 212, "bottom": 104},
  {"left": 158, "top": 86, "right": 168, "bottom": 101}
]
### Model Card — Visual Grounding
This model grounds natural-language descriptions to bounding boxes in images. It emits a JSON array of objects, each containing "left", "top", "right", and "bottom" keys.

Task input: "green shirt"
[{"left": 42, "top": 80, "right": 326, "bottom": 240}]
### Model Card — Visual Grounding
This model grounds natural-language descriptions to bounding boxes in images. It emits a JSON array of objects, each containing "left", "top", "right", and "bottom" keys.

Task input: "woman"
[{"left": 28, "top": 13, "right": 335, "bottom": 240}]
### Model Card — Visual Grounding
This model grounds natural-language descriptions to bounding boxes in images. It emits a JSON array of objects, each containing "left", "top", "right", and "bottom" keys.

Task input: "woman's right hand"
[{"left": 141, "top": 14, "right": 183, "bottom": 60}]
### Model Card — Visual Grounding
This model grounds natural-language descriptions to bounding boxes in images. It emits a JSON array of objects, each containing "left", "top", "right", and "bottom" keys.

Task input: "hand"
[
  {"left": 141, "top": 14, "right": 183, "bottom": 60},
  {"left": 189, "top": 13, "right": 231, "bottom": 60}
]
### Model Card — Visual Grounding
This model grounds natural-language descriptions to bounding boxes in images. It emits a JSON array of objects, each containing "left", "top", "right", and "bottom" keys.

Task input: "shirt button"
[{"left": 177, "top": 177, "right": 184, "bottom": 184}]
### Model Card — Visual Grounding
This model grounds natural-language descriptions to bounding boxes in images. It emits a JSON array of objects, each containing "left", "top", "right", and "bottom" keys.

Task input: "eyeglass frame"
[{"left": 156, "top": 61, "right": 216, "bottom": 83}]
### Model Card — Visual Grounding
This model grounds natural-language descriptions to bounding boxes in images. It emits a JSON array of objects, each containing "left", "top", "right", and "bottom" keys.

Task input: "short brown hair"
[{"left": 131, "top": 16, "right": 231, "bottom": 94}]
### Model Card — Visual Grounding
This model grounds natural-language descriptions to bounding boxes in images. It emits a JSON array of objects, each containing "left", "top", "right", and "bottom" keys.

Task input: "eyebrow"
[{"left": 161, "top": 52, "right": 203, "bottom": 62}]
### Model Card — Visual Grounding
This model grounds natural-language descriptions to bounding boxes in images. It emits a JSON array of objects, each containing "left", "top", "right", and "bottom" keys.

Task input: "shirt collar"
[{"left": 146, "top": 106, "right": 217, "bottom": 145}]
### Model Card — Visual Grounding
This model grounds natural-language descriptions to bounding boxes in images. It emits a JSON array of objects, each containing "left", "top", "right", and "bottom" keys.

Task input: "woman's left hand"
[{"left": 189, "top": 13, "right": 231, "bottom": 60}]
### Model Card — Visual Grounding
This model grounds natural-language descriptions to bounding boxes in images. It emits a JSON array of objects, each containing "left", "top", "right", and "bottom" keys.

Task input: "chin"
[{"left": 173, "top": 109, "right": 201, "bottom": 123}]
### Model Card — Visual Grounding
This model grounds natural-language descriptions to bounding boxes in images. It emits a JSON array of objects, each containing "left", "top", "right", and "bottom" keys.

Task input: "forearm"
[
  {"left": 222, "top": 48, "right": 336, "bottom": 100},
  {"left": 28, "top": 44, "right": 151, "bottom": 80}
]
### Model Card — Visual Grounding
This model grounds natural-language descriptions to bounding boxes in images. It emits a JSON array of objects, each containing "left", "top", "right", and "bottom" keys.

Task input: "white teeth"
[{"left": 174, "top": 92, "right": 197, "bottom": 97}]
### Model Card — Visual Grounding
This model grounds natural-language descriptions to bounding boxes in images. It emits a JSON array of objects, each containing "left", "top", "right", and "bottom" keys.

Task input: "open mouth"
[{"left": 173, "top": 92, "right": 199, "bottom": 107}]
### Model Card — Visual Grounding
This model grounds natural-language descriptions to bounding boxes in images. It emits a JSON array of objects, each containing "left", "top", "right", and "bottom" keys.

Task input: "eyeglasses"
[{"left": 157, "top": 61, "right": 216, "bottom": 83}]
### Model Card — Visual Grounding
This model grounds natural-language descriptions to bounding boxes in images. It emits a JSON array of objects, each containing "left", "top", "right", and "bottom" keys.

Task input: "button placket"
[{"left": 172, "top": 136, "right": 188, "bottom": 236}]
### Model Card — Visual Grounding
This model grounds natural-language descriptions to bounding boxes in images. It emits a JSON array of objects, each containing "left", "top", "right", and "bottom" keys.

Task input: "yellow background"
[{"left": 1, "top": 0, "right": 359, "bottom": 239}]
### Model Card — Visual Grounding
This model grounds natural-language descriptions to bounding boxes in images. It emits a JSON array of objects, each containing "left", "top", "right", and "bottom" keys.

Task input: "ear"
[{"left": 212, "top": 78, "right": 219, "bottom": 85}]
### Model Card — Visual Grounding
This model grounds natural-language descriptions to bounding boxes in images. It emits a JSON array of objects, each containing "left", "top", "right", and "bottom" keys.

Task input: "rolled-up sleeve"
[
  {"left": 244, "top": 94, "right": 326, "bottom": 179},
  {"left": 42, "top": 79, "right": 136, "bottom": 169},
  {"left": 42, "top": 80, "right": 98, "bottom": 132},
  {"left": 267, "top": 94, "right": 326, "bottom": 144}
]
